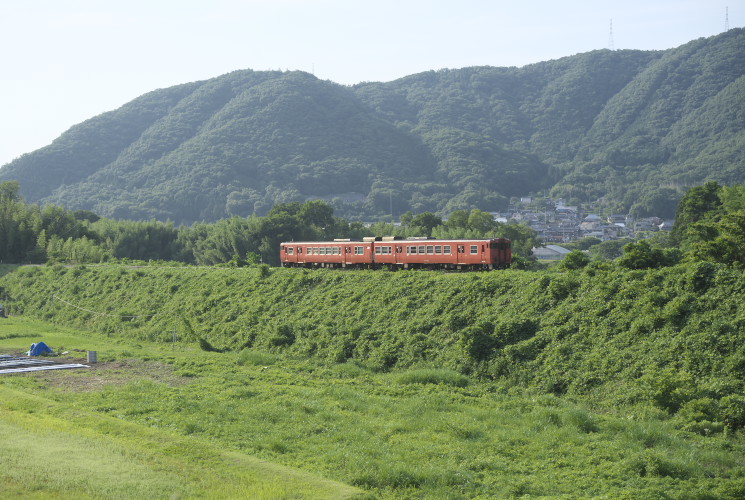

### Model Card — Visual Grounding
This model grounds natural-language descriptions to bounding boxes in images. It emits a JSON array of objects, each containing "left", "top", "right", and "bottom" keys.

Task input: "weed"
[{"left": 396, "top": 368, "right": 469, "bottom": 387}]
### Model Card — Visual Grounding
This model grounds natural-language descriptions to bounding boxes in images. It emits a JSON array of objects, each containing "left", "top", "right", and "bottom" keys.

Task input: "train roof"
[{"left": 280, "top": 237, "right": 510, "bottom": 245}]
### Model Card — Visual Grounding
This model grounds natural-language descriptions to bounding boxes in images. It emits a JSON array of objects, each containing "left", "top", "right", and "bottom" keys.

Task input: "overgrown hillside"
[
  {"left": 1, "top": 29, "right": 744, "bottom": 222},
  {"left": 2, "top": 262, "right": 744, "bottom": 433}
]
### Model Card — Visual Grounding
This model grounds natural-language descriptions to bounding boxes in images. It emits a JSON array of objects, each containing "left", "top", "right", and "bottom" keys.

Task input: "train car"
[
  {"left": 280, "top": 239, "right": 374, "bottom": 268},
  {"left": 397, "top": 237, "right": 511, "bottom": 270},
  {"left": 280, "top": 237, "right": 511, "bottom": 270}
]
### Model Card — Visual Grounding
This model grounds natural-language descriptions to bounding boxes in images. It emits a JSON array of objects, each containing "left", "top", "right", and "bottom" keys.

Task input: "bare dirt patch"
[{"left": 32, "top": 358, "right": 188, "bottom": 392}]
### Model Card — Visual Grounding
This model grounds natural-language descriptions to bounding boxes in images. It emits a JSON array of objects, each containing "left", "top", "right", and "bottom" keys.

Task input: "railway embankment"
[{"left": 1, "top": 262, "right": 744, "bottom": 432}]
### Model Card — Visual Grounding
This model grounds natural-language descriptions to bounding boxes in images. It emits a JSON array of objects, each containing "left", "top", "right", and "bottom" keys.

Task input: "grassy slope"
[
  {"left": 3, "top": 263, "right": 745, "bottom": 409},
  {"left": 1, "top": 316, "right": 744, "bottom": 499}
]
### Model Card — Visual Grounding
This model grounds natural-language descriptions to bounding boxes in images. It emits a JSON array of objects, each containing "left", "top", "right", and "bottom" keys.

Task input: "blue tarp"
[{"left": 29, "top": 342, "right": 53, "bottom": 356}]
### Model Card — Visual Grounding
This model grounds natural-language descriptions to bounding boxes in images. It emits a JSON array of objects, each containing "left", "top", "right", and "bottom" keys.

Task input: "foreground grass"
[
  {"left": 0, "top": 318, "right": 362, "bottom": 500},
  {"left": 2, "top": 317, "right": 745, "bottom": 499}
]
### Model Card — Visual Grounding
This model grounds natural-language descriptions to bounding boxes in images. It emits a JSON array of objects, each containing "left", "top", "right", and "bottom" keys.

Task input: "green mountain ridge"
[{"left": 2, "top": 29, "right": 744, "bottom": 223}]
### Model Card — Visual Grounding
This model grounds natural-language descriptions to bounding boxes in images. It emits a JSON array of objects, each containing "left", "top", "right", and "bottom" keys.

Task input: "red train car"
[
  {"left": 280, "top": 237, "right": 511, "bottom": 270},
  {"left": 279, "top": 239, "right": 374, "bottom": 268}
]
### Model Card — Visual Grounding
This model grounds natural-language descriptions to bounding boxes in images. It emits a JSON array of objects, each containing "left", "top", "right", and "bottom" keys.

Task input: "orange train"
[{"left": 280, "top": 237, "right": 511, "bottom": 270}]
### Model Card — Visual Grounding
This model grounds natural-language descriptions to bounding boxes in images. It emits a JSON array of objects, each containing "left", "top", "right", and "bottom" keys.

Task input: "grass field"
[
  {"left": 0, "top": 317, "right": 363, "bottom": 500},
  {"left": 1, "top": 316, "right": 745, "bottom": 499}
]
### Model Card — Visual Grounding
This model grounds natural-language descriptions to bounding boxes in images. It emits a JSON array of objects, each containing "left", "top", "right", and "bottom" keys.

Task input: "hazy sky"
[{"left": 0, "top": 0, "right": 739, "bottom": 167}]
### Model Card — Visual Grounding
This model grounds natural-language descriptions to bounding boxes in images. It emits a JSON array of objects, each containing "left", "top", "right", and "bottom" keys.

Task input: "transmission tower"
[
  {"left": 608, "top": 19, "right": 615, "bottom": 50},
  {"left": 725, "top": 6, "right": 730, "bottom": 31}
]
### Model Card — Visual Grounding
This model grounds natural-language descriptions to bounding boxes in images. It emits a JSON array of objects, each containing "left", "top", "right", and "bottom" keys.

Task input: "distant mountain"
[{"left": 2, "top": 28, "right": 744, "bottom": 223}]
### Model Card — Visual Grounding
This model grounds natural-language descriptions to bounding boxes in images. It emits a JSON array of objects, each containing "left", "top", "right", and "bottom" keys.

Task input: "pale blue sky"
[{"left": 0, "top": 0, "right": 739, "bottom": 167}]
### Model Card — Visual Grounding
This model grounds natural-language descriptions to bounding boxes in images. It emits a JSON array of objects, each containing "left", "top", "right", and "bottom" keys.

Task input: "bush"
[
  {"left": 237, "top": 349, "right": 279, "bottom": 366},
  {"left": 559, "top": 250, "right": 591, "bottom": 270}
]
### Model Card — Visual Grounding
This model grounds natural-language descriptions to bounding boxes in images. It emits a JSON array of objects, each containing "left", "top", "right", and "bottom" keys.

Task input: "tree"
[
  {"left": 560, "top": 250, "right": 591, "bottom": 270},
  {"left": 616, "top": 240, "right": 680, "bottom": 269},
  {"left": 672, "top": 181, "right": 722, "bottom": 244},
  {"left": 410, "top": 212, "right": 443, "bottom": 236},
  {"left": 446, "top": 210, "right": 470, "bottom": 230},
  {"left": 690, "top": 210, "right": 745, "bottom": 265},
  {"left": 467, "top": 209, "right": 498, "bottom": 233}
]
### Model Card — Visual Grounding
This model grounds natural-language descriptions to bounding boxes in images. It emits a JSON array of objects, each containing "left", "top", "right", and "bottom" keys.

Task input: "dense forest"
[{"left": 1, "top": 29, "right": 743, "bottom": 224}]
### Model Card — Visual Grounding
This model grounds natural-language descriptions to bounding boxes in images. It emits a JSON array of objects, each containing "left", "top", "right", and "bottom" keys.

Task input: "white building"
[{"left": 532, "top": 245, "right": 573, "bottom": 260}]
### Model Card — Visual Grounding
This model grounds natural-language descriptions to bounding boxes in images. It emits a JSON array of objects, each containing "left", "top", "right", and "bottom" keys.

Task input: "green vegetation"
[
  {"left": 1, "top": 318, "right": 744, "bottom": 499},
  {"left": 0, "top": 184, "right": 538, "bottom": 266},
  {"left": 4, "top": 258, "right": 745, "bottom": 432},
  {"left": 2, "top": 30, "right": 745, "bottom": 222},
  {"left": 2, "top": 182, "right": 745, "bottom": 497}
]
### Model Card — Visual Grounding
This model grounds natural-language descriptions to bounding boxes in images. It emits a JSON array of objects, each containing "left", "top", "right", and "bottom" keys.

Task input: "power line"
[{"left": 52, "top": 294, "right": 158, "bottom": 319}]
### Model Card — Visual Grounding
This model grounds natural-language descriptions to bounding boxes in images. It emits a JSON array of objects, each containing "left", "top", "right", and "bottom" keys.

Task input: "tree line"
[
  {"left": 0, "top": 181, "right": 540, "bottom": 267},
  {"left": 3, "top": 179, "right": 744, "bottom": 269}
]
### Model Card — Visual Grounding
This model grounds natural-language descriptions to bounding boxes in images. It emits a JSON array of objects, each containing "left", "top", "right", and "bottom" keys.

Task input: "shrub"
[
  {"left": 237, "top": 349, "right": 279, "bottom": 366},
  {"left": 396, "top": 368, "right": 469, "bottom": 388},
  {"left": 559, "top": 250, "right": 591, "bottom": 270}
]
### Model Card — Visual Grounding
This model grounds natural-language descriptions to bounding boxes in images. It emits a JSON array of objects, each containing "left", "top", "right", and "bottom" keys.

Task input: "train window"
[
  {"left": 409, "top": 246, "right": 416, "bottom": 254},
  {"left": 444, "top": 245, "right": 451, "bottom": 254},
  {"left": 332, "top": 247, "right": 338, "bottom": 255},
  {"left": 435, "top": 245, "right": 442, "bottom": 254},
  {"left": 287, "top": 247, "right": 294, "bottom": 255},
  {"left": 355, "top": 246, "right": 364, "bottom": 255},
  {"left": 418, "top": 245, "right": 426, "bottom": 254},
  {"left": 470, "top": 245, "right": 478, "bottom": 254},
  {"left": 396, "top": 246, "right": 402, "bottom": 253},
  {"left": 298, "top": 247, "right": 302, "bottom": 254},
  {"left": 375, "top": 247, "right": 381, "bottom": 255},
  {"left": 426, "top": 245, "right": 434, "bottom": 254}
]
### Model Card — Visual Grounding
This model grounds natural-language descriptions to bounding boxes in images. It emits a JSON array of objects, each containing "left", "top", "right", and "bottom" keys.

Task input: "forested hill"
[{"left": 2, "top": 28, "right": 744, "bottom": 224}]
